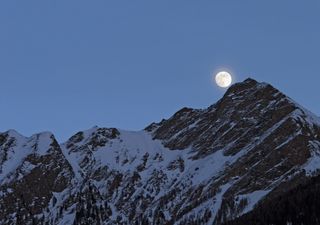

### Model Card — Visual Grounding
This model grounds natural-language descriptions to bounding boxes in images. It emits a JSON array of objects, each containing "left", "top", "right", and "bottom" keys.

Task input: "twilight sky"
[{"left": 0, "top": 1, "right": 319, "bottom": 141}]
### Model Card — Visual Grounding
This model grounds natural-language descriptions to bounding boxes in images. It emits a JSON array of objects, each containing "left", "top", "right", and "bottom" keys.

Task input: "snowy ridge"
[
  {"left": 1, "top": 78, "right": 320, "bottom": 225},
  {"left": 0, "top": 130, "right": 28, "bottom": 183}
]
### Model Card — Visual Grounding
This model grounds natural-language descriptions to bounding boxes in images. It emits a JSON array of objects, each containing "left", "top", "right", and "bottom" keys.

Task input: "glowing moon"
[{"left": 215, "top": 71, "right": 232, "bottom": 88}]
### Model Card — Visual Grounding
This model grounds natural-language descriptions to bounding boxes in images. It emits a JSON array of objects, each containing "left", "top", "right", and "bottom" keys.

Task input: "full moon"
[{"left": 215, "top": 71, "right": 232, "bottom": 88}]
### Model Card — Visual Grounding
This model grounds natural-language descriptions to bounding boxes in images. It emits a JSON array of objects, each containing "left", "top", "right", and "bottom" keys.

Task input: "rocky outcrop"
[{"left": 0, "top": 132, "right": 74, "bottom": 224}]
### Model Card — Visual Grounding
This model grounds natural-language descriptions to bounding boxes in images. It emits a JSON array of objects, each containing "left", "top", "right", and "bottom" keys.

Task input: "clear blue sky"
[{"left": 1, "top": 1, "right": 319, "bottom": 141}]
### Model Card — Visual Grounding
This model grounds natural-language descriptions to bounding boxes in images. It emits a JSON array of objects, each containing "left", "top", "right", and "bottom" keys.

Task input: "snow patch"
[{"left": 237, "top": 189, "right": 271, "bottom": 215}]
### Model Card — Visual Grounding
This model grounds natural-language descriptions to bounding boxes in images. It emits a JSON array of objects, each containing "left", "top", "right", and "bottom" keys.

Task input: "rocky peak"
[
  {"left": 0, "top": 129, "right": 74, "bottom": 225},
  {"left": 148, "top": 78, "right": 301, "bottom": 157},
  {"left": 65, "top": 126, "right": 120, "bottom": 151},
  {"left": 223, "top": 77, "right": 260, "bottom": 97},
  {"left": 4, "top": 129, "right": 25, "bottom": 139},
  {"left": 214, "top": 77, "right": 285, "bottom": 111}
]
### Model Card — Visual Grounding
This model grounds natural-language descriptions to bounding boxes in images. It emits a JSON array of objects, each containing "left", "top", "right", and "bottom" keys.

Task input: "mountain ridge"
[
  {"left": 1, "top": 78, "right": 319, "bottom": 144},
  {"left": 1, "top": 78, "right": 320, "bottom": 225}
]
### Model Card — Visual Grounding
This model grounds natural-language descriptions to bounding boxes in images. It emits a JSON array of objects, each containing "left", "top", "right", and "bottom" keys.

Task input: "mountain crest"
[{"left": 1, "top": 78, "right": 320, "bottom": 225}]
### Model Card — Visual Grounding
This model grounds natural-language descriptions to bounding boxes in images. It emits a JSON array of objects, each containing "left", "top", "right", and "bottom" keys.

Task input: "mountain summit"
[{"left": 1, "top": 78, "right": 320, "bottom": 225}]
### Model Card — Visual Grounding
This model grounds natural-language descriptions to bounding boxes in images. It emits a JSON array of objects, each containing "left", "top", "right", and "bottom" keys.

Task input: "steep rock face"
[
  {"left": 0, "top": 78, "right": 320, "bottom": 225},
  {"left": 0, "top": 131, "right": 74, "bottom": 224},
  {"left": 149, "top": 78, "right": 320, "bottom": 223},
  {"left": 150, "top": 79, "right": 299, "bottom": 157}
]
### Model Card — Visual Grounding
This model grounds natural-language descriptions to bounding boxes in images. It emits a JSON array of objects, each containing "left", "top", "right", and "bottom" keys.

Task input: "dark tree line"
[
  {"left": 223, "top": 174, "right": 320, "bottom": 225},
  {"left": 73, "top": 183, "right": 112, "bottom": 225}
]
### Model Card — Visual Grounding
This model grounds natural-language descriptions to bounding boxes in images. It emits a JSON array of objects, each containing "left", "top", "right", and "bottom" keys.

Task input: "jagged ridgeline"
[{"left": 1, "top": 78, "right": 320, "bottom": 225}]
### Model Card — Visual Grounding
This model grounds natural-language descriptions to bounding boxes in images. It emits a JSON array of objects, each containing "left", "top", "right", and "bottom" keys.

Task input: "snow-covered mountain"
[{"left": 1, "top": 78, "right": 320, "bottom": 225}]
